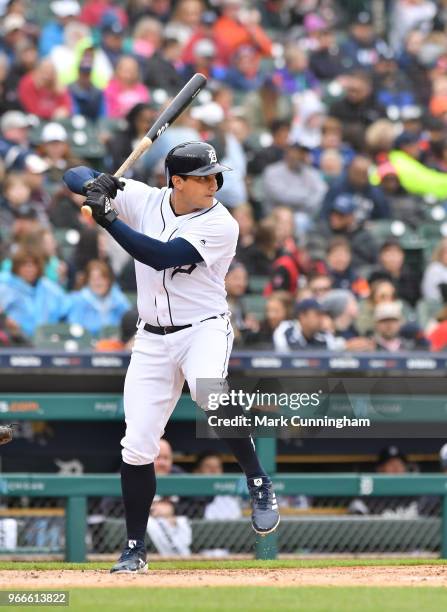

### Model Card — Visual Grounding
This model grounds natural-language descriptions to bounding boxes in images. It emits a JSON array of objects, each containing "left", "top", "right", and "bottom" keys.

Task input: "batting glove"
[
  {"left": 83, "top": 173, "right": 125, "bottom": 199},
  {"left": 84, "top": 190, "right": 119, "bottom": 228}
]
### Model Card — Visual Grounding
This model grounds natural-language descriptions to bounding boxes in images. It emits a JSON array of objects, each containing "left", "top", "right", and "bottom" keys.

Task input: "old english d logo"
[{"left": 171, "top": 264, "right": 197, "bottom": 279}]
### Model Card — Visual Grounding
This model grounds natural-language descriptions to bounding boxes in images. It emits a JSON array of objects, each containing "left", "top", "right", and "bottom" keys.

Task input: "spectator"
[
  {"left": 225, "top": 262, "right": 259, "bottom": 345},
  {"left": 245, "top": 291, "right": 293, "bottom": 349},
  {"left": 307, "top": 272, "right": 333, "bottom": 301},
  {"left": 262, "top": 139, "right": 327, "bottom": 231},
  {"left": 236, "top": 217, "right": 276, "bottom": 276},
  {"left": 325, "top": 237, "right": 369, "bottom": 298},
  {"left": 223, "top": 44, "right": 264, "bottom": 92},
  {"left": 37, "top": 123, "right": 82, "bottom": 193},
  {"left": 273, "top": 44, "right": 318, "bottom": 95},
  {"left": 372, "top": 301, "right": 425, "bottom": 351},
  {"left": 349, "top": 445, "right": 419, "bottom": 517},
  {"left": 68, "top": 49, "right": 106, "bottom": 121},
  {"left": 24, "top": 155, "right": 51, "bottom": 223},
  {"left": 49, "top": 21, "right": 92, "bottom": 86},
  {"left": 390, "top": 0, "right": 436, "bottom": 53},
  {"left": 192, "top": 451, "right": 242, "bottom": 520},
  {"left": 329, "top": 71, "right": 385, "bottom": 149},
  {"left": 0, "top": 172, "right": 33, "bottom": 229},
  {"left": 213, "top": 0, "right": 272, "bottom": 65},
  {"left": 68, "top": 260, "right": 130, "bottom": 335},
  {"left": 397, "top": 30, "right": 432, "bottom": 106},
  {"left": 95, "top": 307, "right": 139, "bottom": 352},
  {"left": 2, "top": 39, "right": 38, "bottom": 112},
  {"left": 182, "top": 10, "right": 227, "bottom": 67},
  {"left": 99, "top": 15, "right": 126, "bottom": 69},
  {"left": 165, "top": 0, "right": 204, "bottom": 46},
  {"left": 18, "top": 59, "right": 71, "bottom": 120},
  {"left": 233, "top": 203, "right": 256, "bottom": 256},
  {"left": 309, "top": 22, "right": 345, "bottom": 81},
  {"left": 375, "top": 161, "right": 426, "bottom": 228},
  {"left": 143, "top": 37, "right": 185, "bottom": 95},
  {"left": 373, "top": 46, "right": 417, "bottom": 113},
  {"left": 0, "top": 110, "right": 32, "bottom": 171},
  {"left": 273, "top": 298, "right": 341, "bottom": 352},
  {"left": 427, "top": 305, "right": 447, "bottom": 350},
  {"left": 370, "top": 238, "right": 421, "bottom": 307},
  {"left": 181, "top": 37, "right": 223, "bottom": 83},
  {"left": 107, "top": 102, "right": 159, "bottom": 180},
  {"left": 148, "top": 438, "right": 191, "bottom": 557},
  {"left": 80, "top": 0, "right": 127, "bottom": 29},
  {"left": 306, "top": 193, "right": 378, "bottom": 268},
  {"left": 339, "top": 11, "right": 388, "bottom": 71},
  {"left": 357, "top": 278, "right": 400, "bottom": 336},
  {"left": 247, "top": 119, "right": 290, "bottom": 175},
  {"left": 312, "top": 116, "right": 355, "bottom": 170},
  {"left": 38, "top": 0, "right": 81, "bottom": 57},
  {"left": 422, "top": 237, "right": 447, "bottom": 301},
  {"left": 104, "top": 55, "right": 150, "bottom": 119},
  {"left": 321, "top": 289, "right": 361, "bottom": 340},
  {"left": 0, "top": 248, "right": 70, "bottom": 339},
  {"left": 0, "top": 13, "right": 29, "bottom": 63},
  {"left": 321, "top": 156, "right": 390, "bottom": 223},
  {"left": 130, "top": 17, "right": 162, "bottom": 61},
  {"left": 387, "top": 130, "right": 447, "bottom": 200}
]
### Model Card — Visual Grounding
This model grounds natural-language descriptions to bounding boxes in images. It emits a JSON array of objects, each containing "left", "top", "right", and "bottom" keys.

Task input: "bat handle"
[{"left": 81, "top": 136, "right": 153, "bottom": 219}]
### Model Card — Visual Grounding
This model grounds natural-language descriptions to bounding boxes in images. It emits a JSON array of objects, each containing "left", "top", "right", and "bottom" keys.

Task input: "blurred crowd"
[{"left": 2, "top": 0, "right": 447, "bottom": 351}]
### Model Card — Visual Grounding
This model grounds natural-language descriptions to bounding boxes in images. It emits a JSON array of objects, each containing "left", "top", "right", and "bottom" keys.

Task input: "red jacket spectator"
[
  {"left": 80, "top": 1, "right": 128, "bottom": 28},
  {"left": 18, "top": 60, "right": 71, "bottom": 120},
  {"left": 213, "top": 3, "right": 272, "bottom": 65}
]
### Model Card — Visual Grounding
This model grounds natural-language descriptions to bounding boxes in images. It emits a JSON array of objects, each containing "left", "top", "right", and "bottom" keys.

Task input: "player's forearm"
[
  {"left": 63, "top": 166, "right": 101, "bottom": 194},
  {"left": 106, "top": 219, "right": 203, "bottom": 271}
]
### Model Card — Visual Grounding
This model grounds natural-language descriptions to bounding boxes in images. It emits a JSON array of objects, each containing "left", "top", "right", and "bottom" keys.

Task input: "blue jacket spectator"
[
  {"left": 320, "top": 156, "right": 390, "bottom": 223},
  {"left": 39, "top": 1, "right": 81, "bottom": 57},
  {"left": 0, "top": 249, "right": 71, "bottom": 338},
  {"left": 68, "top": 260, "right": 130, "bottom": 335}
]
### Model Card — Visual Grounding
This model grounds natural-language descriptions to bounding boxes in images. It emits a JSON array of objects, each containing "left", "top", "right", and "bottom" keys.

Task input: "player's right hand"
[{"left": 84, "top": 173, "right": 125, "bottom": 199}]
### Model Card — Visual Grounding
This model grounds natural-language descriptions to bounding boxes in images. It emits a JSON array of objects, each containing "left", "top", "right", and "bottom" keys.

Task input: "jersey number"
[{"left": 171, "top": 264, "right": 197, "bottom": 279}]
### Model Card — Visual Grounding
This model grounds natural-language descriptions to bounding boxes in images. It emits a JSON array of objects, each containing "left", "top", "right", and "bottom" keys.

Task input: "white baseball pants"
[{"left": 121, "top": 315, "right": 233, "bottom": 465}]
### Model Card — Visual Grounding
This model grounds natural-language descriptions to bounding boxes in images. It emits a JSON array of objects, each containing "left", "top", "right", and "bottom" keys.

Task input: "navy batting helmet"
[{"left": 165, "top": 141, "right": 231, "bottom": 190}]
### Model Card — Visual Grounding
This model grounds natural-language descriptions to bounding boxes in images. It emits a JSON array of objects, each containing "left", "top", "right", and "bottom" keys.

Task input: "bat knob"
[{"left": 81, "top": 205, "right": 93, "bottom": 218}]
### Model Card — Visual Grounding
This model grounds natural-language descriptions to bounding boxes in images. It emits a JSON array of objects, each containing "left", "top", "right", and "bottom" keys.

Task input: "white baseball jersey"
[{"left": 114, "top": 180, "right": 239, "bottom": 326}]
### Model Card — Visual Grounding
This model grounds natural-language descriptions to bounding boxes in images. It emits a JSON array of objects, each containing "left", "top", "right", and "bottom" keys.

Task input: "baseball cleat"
[
  {"left": 110, "top": 540, "right": 148, "bottom": 574},
  {"left": 247, "top": 476, "right": 280, "bottom": 536}
]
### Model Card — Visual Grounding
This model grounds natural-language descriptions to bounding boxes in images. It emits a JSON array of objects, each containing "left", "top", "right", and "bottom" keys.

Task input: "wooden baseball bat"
[{"left": 81, "top": 73, "right": 207, "bottom": 217}]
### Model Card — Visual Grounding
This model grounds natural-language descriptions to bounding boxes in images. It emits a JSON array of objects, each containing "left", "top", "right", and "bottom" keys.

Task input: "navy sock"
[
  {"left": 209, "top": 403, "right": 268, "bottom": 479},
  {"left": 220, "top": 436, "right": 268, "bottom": 480},
  {"left": 120, "top": 462, "right": 156, "bottom": 542}
]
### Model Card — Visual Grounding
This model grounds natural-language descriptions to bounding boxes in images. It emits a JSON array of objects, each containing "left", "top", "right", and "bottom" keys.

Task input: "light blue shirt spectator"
[
  {"left": 68, "top": 285, "right": 130, "bottom": 335},
  {"left": 0, "top": 271, "right": 71, "bottom": 338}
]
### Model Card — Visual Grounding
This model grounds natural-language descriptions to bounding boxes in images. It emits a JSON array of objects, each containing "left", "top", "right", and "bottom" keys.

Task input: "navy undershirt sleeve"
[
  {"left": 63, "top": 166, "right": 100, "bottom": 194},
  {"left": 107, "top": 219, "right": 203, "bottom": 271},
  {"left": 63, "top": 166, "right": 203, "bottom": 270}
]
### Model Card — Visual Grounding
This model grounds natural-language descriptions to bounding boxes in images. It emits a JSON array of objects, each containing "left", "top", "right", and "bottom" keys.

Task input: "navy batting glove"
[
  {"left": 83, "top": 173, "right": 125, "bottom": 199},
  {"left": 85, "top": 191, "right": 119, "bottom": 228}
]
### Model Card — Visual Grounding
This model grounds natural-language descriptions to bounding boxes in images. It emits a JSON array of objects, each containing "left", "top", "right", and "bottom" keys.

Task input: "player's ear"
[{"left": 171, "top": 175, "right": 185, "bottom": 191}]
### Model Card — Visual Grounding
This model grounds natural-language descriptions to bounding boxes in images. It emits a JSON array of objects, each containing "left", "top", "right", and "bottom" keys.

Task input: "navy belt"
[{"left": 138, "top": 314, "right": 223, "bottom": 335}]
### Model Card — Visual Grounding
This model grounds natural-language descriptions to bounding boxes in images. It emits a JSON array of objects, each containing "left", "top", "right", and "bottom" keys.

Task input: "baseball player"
[{"left": 64, "top": 142, "right": 279, "bottom": 573}]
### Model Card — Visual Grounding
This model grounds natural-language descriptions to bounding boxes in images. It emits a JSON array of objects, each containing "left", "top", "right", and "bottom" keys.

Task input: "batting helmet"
[{"left": 165, "top": 141, "right": 231, "bottom": 190}]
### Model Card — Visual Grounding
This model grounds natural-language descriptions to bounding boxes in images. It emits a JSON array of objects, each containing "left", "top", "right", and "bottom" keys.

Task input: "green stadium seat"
[
  {"left": 53, "top": 228, "right": 81, "bottom": 261},
  {"left": 242, "top": 295, "right": 266, "bottom": 321},
  {"left": 248, "top": 275, "right": 268, "bottom": 294},
  {"left": 34, "top": 323, "right": 93, "bottom": 350},
  {"left": 125, "top": 292, "right": 138, "bottom": 306},
  {"left": 99, "top": 325, "right": 120, "bottom": 340},
  {"left": 416, "top": 300, "right": 442, "bottom": 329}
]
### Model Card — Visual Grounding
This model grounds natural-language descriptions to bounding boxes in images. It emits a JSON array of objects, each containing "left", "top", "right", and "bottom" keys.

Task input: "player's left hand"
[
  {"left": 84, "top": 173, "right": 125, "bottom": 199},
  {"left": 84, "top": 190, "right": 119, "bottom": 228}
]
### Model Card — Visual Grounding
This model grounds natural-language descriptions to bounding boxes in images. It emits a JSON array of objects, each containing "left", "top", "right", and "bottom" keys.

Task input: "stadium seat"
[
  {"left": 416, "top": 300, "right": 442, "bottom": 328},
  {"left": 53, "top": 228, "right": 81, "bottom": 262},
  {"left": 242, "top": 295, "right": 266, "bottom": 321},
  {"left": 99, "top": 326, "right": 121, "bottom": 340},
  {"left": 34, "top": 323, "right": 93, "bottom": 351},
  {"left": 248, "top": 275, "right": 269, "bottom": 294}
]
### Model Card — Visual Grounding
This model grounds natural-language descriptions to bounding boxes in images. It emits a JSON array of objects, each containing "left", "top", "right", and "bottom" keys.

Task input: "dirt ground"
[{"left": 1, "top": 566, "right": 447, "bottom": 588}]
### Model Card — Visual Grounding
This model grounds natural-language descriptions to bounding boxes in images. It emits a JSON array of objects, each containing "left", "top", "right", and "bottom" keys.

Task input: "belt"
[{"left": 138, "top": 314, "right": 224, "bottom": 335}]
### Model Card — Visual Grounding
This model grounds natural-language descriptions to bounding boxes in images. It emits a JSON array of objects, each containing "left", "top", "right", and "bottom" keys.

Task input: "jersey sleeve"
[
  {"left": 113, "top": 179, "right": 156, "bottom": 229},
  {"left": 178, "top": 210, "right": 239, "bottom": 268}
]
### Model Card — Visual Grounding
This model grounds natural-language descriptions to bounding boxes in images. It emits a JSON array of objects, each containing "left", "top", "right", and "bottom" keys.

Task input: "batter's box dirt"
[{"left": 1, "top": 566, "right": 447, "bottom": 588}]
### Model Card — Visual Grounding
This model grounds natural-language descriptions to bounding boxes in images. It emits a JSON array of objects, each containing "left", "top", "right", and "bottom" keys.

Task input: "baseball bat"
[{"left": 81, "top": 72, "right": 207, "bottom": 217}]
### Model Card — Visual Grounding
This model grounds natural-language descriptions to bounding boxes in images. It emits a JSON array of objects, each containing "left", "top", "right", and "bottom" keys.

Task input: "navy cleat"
[
  {"left": 110, "top": 540, "right": 148, "bottom": 574},
  {"left": 247, "top": 476, "right": 280, "bottom": 536}
]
